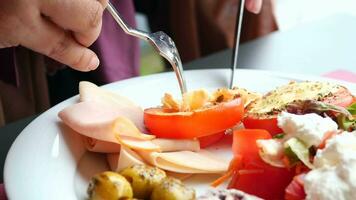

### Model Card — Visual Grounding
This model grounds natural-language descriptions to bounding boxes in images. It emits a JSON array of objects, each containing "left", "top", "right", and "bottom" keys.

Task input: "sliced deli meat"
[
  {"left": 79, "top": 81, "right": 146, "bottom": 132},
  {"left": 83, "top": 137, "right": 121, "bottom": 153},
  {"left": 137, "top": 150, "right": 228, "bottom": 174},
  {"left": 58, "top": 101, "right": 158, "bottom": 151},
  {"left": 107, "top": 147, "right": 146, "bottom": 172},
  {"left": 151, "top": 138, "right": 200, "bottom": 152}
]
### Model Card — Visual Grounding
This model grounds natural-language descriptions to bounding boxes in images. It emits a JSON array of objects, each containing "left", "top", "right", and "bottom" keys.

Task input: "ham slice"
[
  {"left": 83, "top": 137, "right": 121, "bottom": 153},
  {"left": 58, "top": 101, "right": 159, "bottom": 151},
  {"left": 59, "top": 101, "right": 119, "bottom": 143},
  {"left": 116, "top": 136, "right": 160, "bottom": 151},
  {"left": 137, "top": 150, "right": 228, "bottom": 174},
  {"left": 107, "top": 147, "right": 146, "bottom": 172},
  {"left": 79, "top": 81, "right": 146, "bottom": 132},
  {"left": 152, "top": 138, "right": 200, "bottom": 152}
]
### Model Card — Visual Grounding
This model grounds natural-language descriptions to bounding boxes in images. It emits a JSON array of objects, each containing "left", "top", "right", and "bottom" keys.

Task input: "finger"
[
  {"left": 245, "top": 0, "right": 262, "bottom": 14},
  {"left": 20, "top": 17, "right": 99, "bottom": 71},
  {"left": 40, "top": 0, "right": 105, "bottom": 47},
  {"left": 97, "top": 0, "right": 109, "bottom": 8}
]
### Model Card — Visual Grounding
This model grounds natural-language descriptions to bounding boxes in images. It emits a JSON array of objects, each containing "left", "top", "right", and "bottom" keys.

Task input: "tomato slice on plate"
[
  {"left": 243, "top": 117, "right": 282, "bottom": 136},
  {"left": 144, "top": 98, "right": 244, "bottom": 139},
  {"left": 322, "top": 86, "right": 355, "bottom": 108},
  {"left": 229, "top": 129, "right": 295, "bottom": 200},
  {"left": 198, "top": 132, "right": 225, "bottom": 148}
]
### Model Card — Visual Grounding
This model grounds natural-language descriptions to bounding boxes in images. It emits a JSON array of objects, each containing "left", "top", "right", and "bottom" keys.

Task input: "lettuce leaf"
[
  {"left": 337, "top": 102, "right": 356, "bottom": 131},
  {"left": 284, "top": 138, "right": 314, "bottom": 169}
]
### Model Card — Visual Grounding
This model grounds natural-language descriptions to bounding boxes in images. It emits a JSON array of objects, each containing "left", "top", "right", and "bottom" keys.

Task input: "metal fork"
[{"left": 106, "top": 2, "right": 187, "bottom": 95}]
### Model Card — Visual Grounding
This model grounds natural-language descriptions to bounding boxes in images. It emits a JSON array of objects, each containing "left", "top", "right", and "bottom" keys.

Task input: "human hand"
[
  {"left": 245, "top": 0, "right": 263, "bottom": 14},
  {"left": 0, "top": 0, "right": 108, "bottom": 71}
]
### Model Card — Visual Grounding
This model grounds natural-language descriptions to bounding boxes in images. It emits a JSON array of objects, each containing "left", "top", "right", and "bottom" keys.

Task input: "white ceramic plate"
[{"left": 4, "top": 69, "right": 356, "bottom": 200}]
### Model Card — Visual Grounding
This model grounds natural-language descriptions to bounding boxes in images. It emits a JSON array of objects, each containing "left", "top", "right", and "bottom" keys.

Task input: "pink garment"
[
  {"left": 91, "top": 0, "right": 140, "bottom": 83},
  {"left": 322, "top": 70, "right": 356, "bottom": 83},
  {"left": 0, "top": 0, "right": 139, "bottom": 86},
  {"left": 0, "top": 184, "right": 6, "bottom": 200}
]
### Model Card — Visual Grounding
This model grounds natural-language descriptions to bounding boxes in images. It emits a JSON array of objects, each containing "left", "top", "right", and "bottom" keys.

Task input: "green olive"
[
  {"left": 87, "top": 171, "right": 133, "bottom": 200},
  {"left": 120, "top": 164, "right": 166, "bottom": 199},
  {"left": 151, "top": 177, "right": 195, "bottom": 200}
]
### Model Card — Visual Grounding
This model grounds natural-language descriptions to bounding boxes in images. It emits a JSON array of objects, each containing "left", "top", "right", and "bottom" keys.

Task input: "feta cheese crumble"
[
  {"left": 277, "top": 112, "right": 338, "bottom": 147},
  {"left": 304, "top": 131, "right": 356, "bottom": 200}
]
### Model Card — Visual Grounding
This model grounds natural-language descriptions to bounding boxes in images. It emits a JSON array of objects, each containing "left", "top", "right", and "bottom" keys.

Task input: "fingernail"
[
  {"left": 246, "top": 0, "right": 262, "bottom": 14},
  {"left": 88, "top": 56, "right": 100, "bottom": 70}
]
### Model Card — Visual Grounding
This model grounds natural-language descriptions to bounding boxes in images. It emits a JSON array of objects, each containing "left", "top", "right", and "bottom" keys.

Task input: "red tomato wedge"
[
  {"left": 198, "top": 132, "right": 225, "bottom": 148},
  {"left": 243, "top": 117, "right": 282, "bottom": 136},
  {"left": 144, "top": 98, "right": 244, "bottom": 139},
  {"left": 232, "top": 129, "right": 271, "bottom": 158},
  {"left": 229, "top": 129, "right": 295, "bottom": 200},
  {"left": 322, "top": 86, "right": 355, "bottom": 108}
]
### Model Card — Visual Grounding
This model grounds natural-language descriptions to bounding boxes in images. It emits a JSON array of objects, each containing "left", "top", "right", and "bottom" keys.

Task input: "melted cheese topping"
[
  {"left": 162, "top": 88, "right": 260, "bottom": 112},
  {"left": 247, "top": 81, "right": 341, "bottom": 116}
]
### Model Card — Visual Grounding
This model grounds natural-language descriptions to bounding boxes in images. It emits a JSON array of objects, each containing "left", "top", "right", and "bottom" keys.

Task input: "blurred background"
[{"left": 138, "top": 0, "right": 356, "bottom": 75}]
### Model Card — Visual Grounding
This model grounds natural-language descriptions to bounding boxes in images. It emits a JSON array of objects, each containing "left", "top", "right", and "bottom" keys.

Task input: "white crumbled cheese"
[
  {"left": 277, "top": 112, "right": 338, "bottom": 147},
  {"left": 304, "top": 131, "right": 356, "bottom": 200},
  {"left": 304, "top": 163, "right": 356, "bottom": 200},
  {"left": 314, "top": 131, "right": 356, "bottom": 167}
]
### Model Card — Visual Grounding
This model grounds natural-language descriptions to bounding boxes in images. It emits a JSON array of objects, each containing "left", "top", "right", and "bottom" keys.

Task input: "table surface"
[{"left": 1, "top": 14, "right": 356, "bottom": 182}]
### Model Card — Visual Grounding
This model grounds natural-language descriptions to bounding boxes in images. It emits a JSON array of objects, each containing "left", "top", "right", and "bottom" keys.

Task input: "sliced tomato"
[
  {"left": 285, "top": 174, "right": 306, "bottom": 200},
  {"left": 322, "top": 86, "right": 355, "bottom": 108},
  {"left": 243, "top": 117, "right": 282, "bottom": 136},
  {"left": 229, "top": 129, "right": 295, "bottom": 200},
  {"left": 199, "top": 132, "right": 225, "bottom": 148},
  {"left": 144, "top": 98, "right": 244, "bottom": 139},
  {"left": 232, "top": 129, "right": 271, "bottom": 157}
]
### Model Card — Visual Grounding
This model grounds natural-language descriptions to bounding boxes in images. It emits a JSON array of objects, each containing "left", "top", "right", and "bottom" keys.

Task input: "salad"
[{"left": 58, "top": 80, "right": 356, "bottom": 200}]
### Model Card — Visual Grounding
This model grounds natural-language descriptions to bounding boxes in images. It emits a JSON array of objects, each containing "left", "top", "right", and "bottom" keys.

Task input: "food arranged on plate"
[{"left": 58, "top": 81, "right": 355, "bottom": 200}]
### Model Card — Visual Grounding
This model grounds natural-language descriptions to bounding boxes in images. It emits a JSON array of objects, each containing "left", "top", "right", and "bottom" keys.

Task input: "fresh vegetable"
[
  {"left": 150, "top": 177, "right": 195, "bottom": 200},
  {"left": 87, "top": 171, "right": 133, "bottom": 200},
  {"left": 229, "top": 129, "right": 295, "bottom": 200},
  {"left": 144, "top": 98, "right": 244, "bottom": 139},
  {"left": 198, "top": 132, "right": 225, "bottom": 148},
  {"left": 210, "top": 155, "right": 242, "bottom": 187},
  {"left": 232, "top": 129, "right": 271, "bottom": 158},
  {"left": 285, "top": 174, "right": 306, "bottom": 200},
  {"left": 337, "top": 102, "right": 356, "bottom": 131},
  {"left": 244, "top": 81, "right": 355, "bottom": 135},
  {"left": 120, "top": 164, "right": 166, "bottom": 199},
  {"left": 243, "top": 117, "right": 282, "bottom": 135},
  {"left": 284, "top": 138, "right": 313, "bottom": 169}
]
